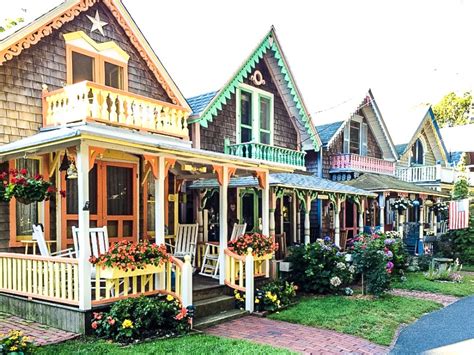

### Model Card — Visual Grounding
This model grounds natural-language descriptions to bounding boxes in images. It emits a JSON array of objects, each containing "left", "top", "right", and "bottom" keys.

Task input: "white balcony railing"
[
  {"left": 330, "top": 153, "right": 395, "bottom": 175},
  {"left": 42, "top": 81, "right": 190, "bottom": 139},
  {"left": 396, "top": 165, "right": 474, "bottom": 185}
]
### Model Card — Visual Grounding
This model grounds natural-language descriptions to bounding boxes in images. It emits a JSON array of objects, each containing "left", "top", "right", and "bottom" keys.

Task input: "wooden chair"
[
  {"left": 200, "top": 223, "right": 247, "bottom": 278},
  {"left": 71, "top": 226, "right": 109, "bottom": 259},
  {"left": 167, "top": 224, "right": 199, "bottom": 267},
  {"left": 32, "top": 224, "right": 74, "bottom": 258}
]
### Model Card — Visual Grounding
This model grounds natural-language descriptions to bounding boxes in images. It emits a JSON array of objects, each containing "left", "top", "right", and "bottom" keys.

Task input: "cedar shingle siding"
[
  {"left": 0, "top": 3, "right": 172, "bottom": 145},
  {"left": 200, "top": 53, "right": 299, "bottom": 153}
]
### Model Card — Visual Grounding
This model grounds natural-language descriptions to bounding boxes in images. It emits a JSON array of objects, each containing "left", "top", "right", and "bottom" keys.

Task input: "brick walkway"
[
  {"left": 205, "top": 316, "right": 388, "bottom": 354},
  {"left": 390, "top": 289, "right": 459, "bottom": 306},
  {"left": 0, "top": 313, "right": 78, "bottom": 346}
]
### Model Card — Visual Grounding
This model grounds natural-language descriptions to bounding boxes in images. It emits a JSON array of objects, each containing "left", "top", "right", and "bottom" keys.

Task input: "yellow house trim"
[{"left": 63, "top": 31, "right": 130, "bottom": 62}]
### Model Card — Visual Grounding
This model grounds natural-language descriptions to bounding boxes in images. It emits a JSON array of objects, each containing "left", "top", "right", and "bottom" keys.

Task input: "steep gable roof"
[
  {"left": 397, "top": 105, "right": 448, "bottom": 164},
  {"left": 316, "top": 121, "right": 344, "bottom": 147},
  {"left": 188, "top": 27, "right": 321, "bottom": 151},
  {"left": 313, "top": 89, "right": 398, "bottom": 160},
  {"left": 0, "top": 0, "right": 190, "bottom": 110}
]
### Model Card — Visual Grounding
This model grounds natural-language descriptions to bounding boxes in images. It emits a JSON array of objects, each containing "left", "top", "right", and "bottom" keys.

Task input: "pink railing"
[{"left": 330, "top": 153, "right": 395, "bottom": 175}]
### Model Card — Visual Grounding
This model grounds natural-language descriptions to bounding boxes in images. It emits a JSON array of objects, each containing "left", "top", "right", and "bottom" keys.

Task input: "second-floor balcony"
[
  {"left": 224, "top": 140, "right": 306, "bottom": 168},
  {"left": 396, "top": 165, "right": 474, "bottom": 185},
  {"left": 42, "top": 81, "right": 190, "bottom": 139},
  {"left": 330, "top": 153, "right": 396, "bottom": 175}
]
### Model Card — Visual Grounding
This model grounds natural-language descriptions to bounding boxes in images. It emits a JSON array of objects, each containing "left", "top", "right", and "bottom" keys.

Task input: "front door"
[{"left": 61, "top": 160, "right": 137, "bottom": 247}]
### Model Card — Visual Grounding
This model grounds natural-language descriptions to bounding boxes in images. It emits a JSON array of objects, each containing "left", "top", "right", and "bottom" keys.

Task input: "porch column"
[
  {"left": 296, "top": 207, "right": 301, "bottom": 243},
  {"left": 334, "top": 196, "right": 341, "bottom": 247},
  {"left": 218, "top": 166, "right": 229, "bottom": 285},
  {"left": 419, "top": 203, "right": 425, "bottom": 242},
  {"left": 302, "top": 191, "right": 313, "bottom": 245},
  {"left": 261, "top": 172, "right": 270, "bottom": 238},
  {"left": 358, "top": 198, "right": 365, "bottom": 234},
  {"left": 378, "top": 194, "right": 385, "bottom": 233},
  {"left": 292, "top": 193, "right": 298, "bottom": 244},
  {"left": 430, "top": 207, "right": 435, "bottom": 234},
  {"left": 77, "top": 141, "right": 91, "bottom": 311},
  {"left": 269, "top": 188, "right": 276, "bottom": 242},
  {"left": 398, "top": 212, "right": 405, "bottom": 238},
  {"left": 155, "top": 156, "right": 166, "bottom": 245}
]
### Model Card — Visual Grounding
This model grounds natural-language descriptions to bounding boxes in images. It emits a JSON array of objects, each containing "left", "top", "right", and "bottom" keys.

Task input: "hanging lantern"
[
  {"left": 59, "top": 150, "right": 70, "bottom": 172},
  {"left": 66, "top": 161, "right": 78, "bottom": 179}
]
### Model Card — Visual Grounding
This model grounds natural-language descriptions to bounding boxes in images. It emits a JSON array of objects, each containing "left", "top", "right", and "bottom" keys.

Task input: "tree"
[
  {"left": 451, "top": 155, "right": 470, "bottom": 200},
  {"left": 0, "top": 17, "right": 24, "bottom": 33},
  {"left": 433, "top": 91, "right": 472, "bottom": 128}
]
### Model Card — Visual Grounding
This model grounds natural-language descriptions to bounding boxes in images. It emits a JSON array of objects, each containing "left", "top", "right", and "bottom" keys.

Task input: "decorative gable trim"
[
  {"left": 0, "top": 0, "right": 189, "bottom": 109},
  {"left": 189, "top": 28, "right": 320, "bottom": 151}
]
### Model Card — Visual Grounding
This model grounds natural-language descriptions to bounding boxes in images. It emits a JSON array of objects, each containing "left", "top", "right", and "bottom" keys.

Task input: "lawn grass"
[
  {"left": 37, "top": 334, "right": 295, "bottom": 355},
  {"left": 269, "top": 295, "right": 441, "bottom": 346},
  {"left": 392, "top": 272, "right": 474, "bottom": 297},
  {"left": 462, "top": 264, "right": 474, "bottom": 272}
]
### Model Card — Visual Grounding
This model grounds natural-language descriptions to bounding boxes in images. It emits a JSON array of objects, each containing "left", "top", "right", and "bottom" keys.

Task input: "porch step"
[
  {"left": 194, "top": 295, "right": 236, "bottom": 319},
  {"left": 193, "top": 284, "right": 230, "bottom": 302},
  {"left": 193, "top": 309, "right": 248, "bottom": 330}
]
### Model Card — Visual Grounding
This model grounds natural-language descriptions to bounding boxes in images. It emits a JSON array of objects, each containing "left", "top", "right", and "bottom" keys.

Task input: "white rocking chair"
[
  {"left": 199, "top": 223, "right": 247, "bottom": 279},
  {"left": 166, "top": 224, "right": 199, "bottom": 267},
  {"left": 71, "top": 226, "right": 109, "bottom": 259},
  {"left": 32, "top": 224, "right": 74, "bottom": 258}
]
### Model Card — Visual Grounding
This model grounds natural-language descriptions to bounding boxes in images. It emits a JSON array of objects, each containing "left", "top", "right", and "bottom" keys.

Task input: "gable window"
[
  {"left": 65, "top": 31, "right": 129, "bottom": 90},
  {"left": 72, "top": 52, "right": 95, "bottom": 83},
  {"left": 236, "top": 84, "right": 274, "bottom": 145},
  {"left": 343, "top": 116, "right": 368, "bottom": 155},
  {"left": 411, "top": 139, "right": 424, "bottom": 165}
]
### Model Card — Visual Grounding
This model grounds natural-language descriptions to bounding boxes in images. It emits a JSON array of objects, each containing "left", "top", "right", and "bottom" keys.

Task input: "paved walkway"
[
  {"left": 391, "top": 295, "right": 474, "bottom": 354},
  {"left": 206, "top": 316, "right": 388, "bottom": 354},
  {"left": 389, "top": 289, "right": 459, "bottom": 306},
  {"left": 0, "top": 313, "right": 78, "bottom": 346}
]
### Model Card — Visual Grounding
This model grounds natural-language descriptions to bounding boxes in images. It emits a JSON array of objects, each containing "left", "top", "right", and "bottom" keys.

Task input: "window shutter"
[
  {"left": 361, "top": 123, "right": 368, "bottom": 156},
  {"left": 343, "top": 124, "right": 350, "bottom": 153}
]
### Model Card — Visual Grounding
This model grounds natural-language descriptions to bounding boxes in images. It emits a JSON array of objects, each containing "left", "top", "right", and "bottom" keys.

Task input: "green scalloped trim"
[{"left": 192, "top": 31, "right": 319, "bottom": 150}]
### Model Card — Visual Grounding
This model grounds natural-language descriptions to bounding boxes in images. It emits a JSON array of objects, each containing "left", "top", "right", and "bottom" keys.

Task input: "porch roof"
[
  {"left": 0, "top": 123, "right": 298, "bottom": 172},
  {"left": 188, "top": 173, "right": 377, "bottom": 197},
  {"left": 343, "top": 173, "right": 449, "bottom": 197}
]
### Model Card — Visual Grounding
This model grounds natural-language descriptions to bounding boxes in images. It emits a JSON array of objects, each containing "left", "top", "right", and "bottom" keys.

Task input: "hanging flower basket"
[
  {"left": 3, "top": 169, "right": 55, "bottom": 204},
  {"left": 390, "top": 198, "right": 413, "bottom": 215}
]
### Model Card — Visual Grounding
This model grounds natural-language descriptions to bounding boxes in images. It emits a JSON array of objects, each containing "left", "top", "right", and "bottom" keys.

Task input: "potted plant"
[
  {"left": 228, "top": 233, "right": 277, "bottom": 259},
  {"left": 90, "top": 240, "right": 170, "bottom": 279},
  {"left": 4, "top": 168, "right": 55, "bottom": 204}
]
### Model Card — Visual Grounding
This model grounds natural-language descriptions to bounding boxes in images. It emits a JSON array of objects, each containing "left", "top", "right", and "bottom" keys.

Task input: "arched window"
[{"left": 411, "top": 139, "right": 424, "bottom": 165}]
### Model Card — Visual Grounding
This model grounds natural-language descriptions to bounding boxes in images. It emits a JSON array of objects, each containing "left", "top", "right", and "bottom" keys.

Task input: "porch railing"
[
  {"left": 0, "top": 253, "right": 79, "bottom": 306},
  {"left": 224, "top": 248, "right": 271, "bottom": 312},
  {"left": 92, "top": 255, "right": 191, "bottom": 306},
  {"left": 42, "top": 81, "right": 190, "bottom": 139},
  {"left": 396, "top": 165, "right": 474, "bottom": 185},
  {"left": 224, "top": 140, "right": 306, "bottom": 168},
  {"left": 330, "top": 153, "right": 395, "bottom": 175}
]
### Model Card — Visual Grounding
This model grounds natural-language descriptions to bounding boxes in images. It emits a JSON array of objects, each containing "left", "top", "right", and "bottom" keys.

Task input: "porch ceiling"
[
  {"left": 188, "top": 172, "right": 377, "bottom": 197},
  {"left": 344, "top": 173, "right": 449, "bottom": 198},
  {"left": 0, "top": 123, "right": 297, "bottom": 172}
]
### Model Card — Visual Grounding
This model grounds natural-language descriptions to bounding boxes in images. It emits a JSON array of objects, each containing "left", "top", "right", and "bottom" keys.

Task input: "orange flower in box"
[{"left": 228, "top": 233, "right": 278, "bottom": 257}]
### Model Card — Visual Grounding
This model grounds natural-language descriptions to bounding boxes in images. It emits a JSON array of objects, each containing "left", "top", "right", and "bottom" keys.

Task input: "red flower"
[
  {"left": 19, "top": 168, "right": 28, "bottom": 175},
  {"left": 34, "top": 174, "right": 43, "bottom": 181},
  {"left": 47, "top": 186, "right": 55, "bottom": 193},
  {"left": 59, "top": 190, "right": 66, "bottom": 198},
  {"left": 107, "top": 316, "right": 116, "bottom": 326},
  {"left": 91, "top": 321, "right": 98, "bottom": 329},
  {"left": 9, "top": 168, "right": 18, "bottom": 176},
  {"left": 175, "top": 307, "right": 187, "bottom": 321}
]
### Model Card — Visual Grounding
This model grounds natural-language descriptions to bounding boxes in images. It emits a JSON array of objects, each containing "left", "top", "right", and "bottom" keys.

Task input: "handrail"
[
  {"left": 42, "top": 81, "right": 190, "bottom": 139},
  {"left": 225, "top": 140, "right": 306, "bottom": 167}
]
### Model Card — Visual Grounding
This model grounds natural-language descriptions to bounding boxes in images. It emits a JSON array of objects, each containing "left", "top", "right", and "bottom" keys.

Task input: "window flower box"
[{"left": 98, "top": 263, "right": 164, "bottom": 279}]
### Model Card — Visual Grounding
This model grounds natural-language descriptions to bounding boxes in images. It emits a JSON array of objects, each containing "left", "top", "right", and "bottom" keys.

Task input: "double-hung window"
[
  {"left": 343, "top": 115, "right": 368, "bottom": 155},
  {"left": 236, "top": 84, "right": 274, "bottom": 145}
]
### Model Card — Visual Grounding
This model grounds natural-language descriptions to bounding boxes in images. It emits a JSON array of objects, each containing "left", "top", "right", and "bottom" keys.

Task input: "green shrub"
[
  {"left": 425, "top": 259, "right": 463, "bottom": 283},
  {"left": 350, "top": 231, "right": 408, "bottom": 296},
  {"left": 91, "top": 295, "right": 191, "bottom": 343},
  {"left": 0, "top": 330, "right": 35, "bottom": 354},
  {"left": 286, "top": 238, "right": 354, "bottom": 294},
  {"left": 258, "top": 280, "right": 297, "bottom": 312}
]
